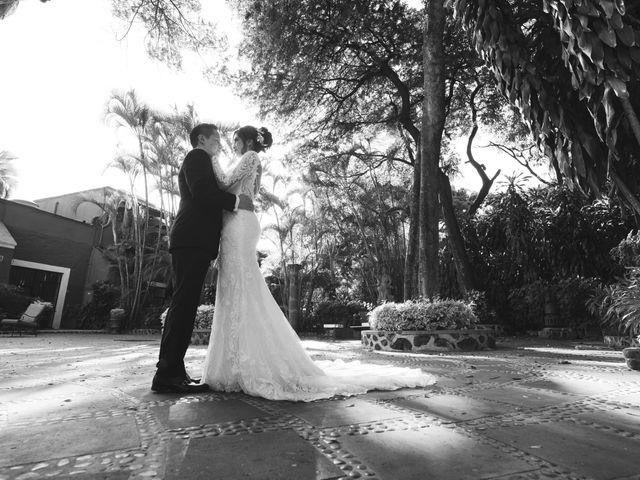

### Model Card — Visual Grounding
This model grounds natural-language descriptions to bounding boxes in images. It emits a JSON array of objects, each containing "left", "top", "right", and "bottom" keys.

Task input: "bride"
[{"left": 201, "top": 125, "right": 435, "bottom": 401}]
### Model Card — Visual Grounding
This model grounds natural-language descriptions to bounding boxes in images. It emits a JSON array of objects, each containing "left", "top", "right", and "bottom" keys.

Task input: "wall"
[{"left": 0, "top": 199, "right": 98, "bottom": 328}]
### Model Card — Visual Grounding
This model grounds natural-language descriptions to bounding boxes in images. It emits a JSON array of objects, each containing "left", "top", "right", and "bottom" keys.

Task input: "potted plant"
[
  {"left": 623, "top": 336, "right": 640, "bottom": 371},
  {"left": 109, "top": 307, "right": 126, "bottom": 334}
]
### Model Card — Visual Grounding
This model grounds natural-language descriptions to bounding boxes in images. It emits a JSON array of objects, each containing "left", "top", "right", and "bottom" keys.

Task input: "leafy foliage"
[
  {"left": 369, "top": 298, "right": 478, "bottom": 332},
  {"left": 454, "top": 0, "right": 640, "bottom": 212},
  {"left": 311, "top": 300, "right": 371, "bottom": 328},
  {"left": 78, "top": 281, "right": 121, "bottom": 330},
  {"left": 466, "top": 183, "right": 634, "bottom": 328},
  {"left": 0, "top": 283, "right": 32, "bottom": 318}
]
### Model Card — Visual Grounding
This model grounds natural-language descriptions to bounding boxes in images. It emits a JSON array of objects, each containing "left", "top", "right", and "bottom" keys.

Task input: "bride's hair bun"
[
  {"left": 257, "top": 127, "right": 273, "bottom": 151},
  {"left": 235, "top": 125, "right": 274, "bottom": 153}
]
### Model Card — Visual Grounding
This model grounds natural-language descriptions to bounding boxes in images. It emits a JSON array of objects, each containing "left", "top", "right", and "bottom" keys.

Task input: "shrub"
[
  {"left": 0, "top": 283, "right": 32, "bottom": 317},
  {"left": 508, "top": 277, "right": 600, "bottom": 333},
  {"left": 369, "top": 298, "right": 478, "bottom": 332},
  {"left": 194, "top": 304, "right": 215, "bottom": 329},
  {"left": 160, "top": 304, "right": 216, "bottom": 330},
  {"left": 311, "top": 300, "right": 371, "bottom": 328},
  {"left": 464, "top": 290, "right": 497, "bottom": 325},
  {"left": 78, "top": 281, "right": 120, "bottom": 329},
  {"left": 587, "top": 268, "right": 640, "bottom": 336}
]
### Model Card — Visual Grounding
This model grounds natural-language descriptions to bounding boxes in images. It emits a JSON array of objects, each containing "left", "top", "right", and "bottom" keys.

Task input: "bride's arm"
[
  {"left": 210, "top": 156, "right": 232, "bottom": 190},
  {"left": 225, "top": 151, "right": 260, "bottom": 187}
]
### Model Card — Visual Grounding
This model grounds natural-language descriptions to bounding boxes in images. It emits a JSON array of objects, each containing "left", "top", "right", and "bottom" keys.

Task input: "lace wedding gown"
[{"left": 201, "top": 151, "right": 435, "bottom": 401}]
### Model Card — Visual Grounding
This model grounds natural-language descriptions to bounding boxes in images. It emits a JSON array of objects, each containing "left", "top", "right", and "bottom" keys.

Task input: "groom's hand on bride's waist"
[{"left": 237, "top": 194, "right": 254, "bottom": 211}]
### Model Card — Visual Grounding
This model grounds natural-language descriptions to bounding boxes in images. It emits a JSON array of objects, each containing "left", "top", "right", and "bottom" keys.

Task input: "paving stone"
[
  {"left": 485, "top": 420, "right": 640, "bottom": 479},
  {"left": 50, "top": 473, "right": 130, "bottom": 479},
  {"left": 523, "top": 378, "right": 621, "bottom": 396},
  {"left": 603, "top": 390, "right": 640, "bottom": 406},
  {"left": 469, "top": 385, "right": 579, "bottom": 409},
  {"left": 575, "top": 406, "right": 640, "bottom": 435},
  {"left": 359, "top": 387, "right": 438, "bottom": 402},
  {"left": 278, "top": 398, "right": 401, "bottom": 428},
  {"left": 151, "top": 399, "right": 269, "bottom": 428},
  {"left": 391, "top": 394, "right": 518, "bottom": 422},
  {"left": 0, "top": 415, "right": 139, "bottom": 468},
  {"left": 3, "top": 390, "right": 130, "bottom": 424},
  {"left": 339, "top": 426, "right": 533, "bottom": 479},
  {"left": 169, "top": 429, "right": 343, "bottom": 480}
]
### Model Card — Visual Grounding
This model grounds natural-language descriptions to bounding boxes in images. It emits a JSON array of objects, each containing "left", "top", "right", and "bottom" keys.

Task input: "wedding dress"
[{"left": 201, "top": 150, "right": 435, "bottom": 401}]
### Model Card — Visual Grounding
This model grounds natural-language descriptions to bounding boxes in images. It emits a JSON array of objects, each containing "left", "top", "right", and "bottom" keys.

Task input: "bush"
[
  {"left": 587, "top": 268, "right": 640, "bottom": 336},
  {"left": 78, "top": 281, "right": 120, "bottom": 329},
  {"left": 369, "top": 298, "right": 478, "bottom": 332},
  {"left": 311, "top": 300, "right": 371, "bottom": 328},
  {"left": 508, "top": 277, "right": 600, "bottom": 333},
  {"left": 610, "top": 230, "right": 640, "bottom": 268},
  {"left": 464, "top": 290, "right": 497, "bottom": 325},
  {"left": 0, "top": 283, "right": 33, "bottom": 318},
  {"left": 194, "top": 304, "right": 215, "bottom": 329},
  {"left": 160, "top": 304, "right": 215, "bottom": 330}
]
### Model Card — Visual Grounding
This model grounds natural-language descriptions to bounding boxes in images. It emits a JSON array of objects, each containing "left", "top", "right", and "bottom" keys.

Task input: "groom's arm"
[{"left": 183, "top": 150, "right": 237, "bottom": 212}]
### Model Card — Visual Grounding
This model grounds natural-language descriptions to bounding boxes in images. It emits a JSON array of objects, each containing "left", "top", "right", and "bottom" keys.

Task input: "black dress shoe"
[
  {"left": 151, "top": 374, "right": 210, "bottom": 394},
  {"left": 184, "top": 373, "right": 201, "bottom": 384}
]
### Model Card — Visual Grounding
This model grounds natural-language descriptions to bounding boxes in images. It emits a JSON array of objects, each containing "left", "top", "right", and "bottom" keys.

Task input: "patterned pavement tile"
[
  {"left": 390, "top": 393, "right": 520, "bottom": 422},
  {"left": 278, "top": 397, "right": 403, "bottom": 428},
  {"left": 0, "top": 415, "right": 140, "bottom": 468},
  {"left": 484, "top": 420, "right": 640, "bottom": 480},
  {"left": 151, "top": 398, "right": 269, "bottom": 429},
  {"left": 337, "top": 426, "right": 535, "bottom": 480},
  {"left": 169, "top": 429, "right": 344, "bottom": 480}
]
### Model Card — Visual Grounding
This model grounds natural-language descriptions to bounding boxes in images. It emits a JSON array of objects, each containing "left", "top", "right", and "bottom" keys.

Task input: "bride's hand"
[{"left": 237, "top": 194, "right": 254, "bottom": 212}]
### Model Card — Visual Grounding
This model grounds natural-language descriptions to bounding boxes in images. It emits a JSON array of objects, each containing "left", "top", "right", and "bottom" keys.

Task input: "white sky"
[
  {"left": 0, "top": 0, "right": 545, "bottom": 204},
  {"left": 0, "top": 0, "right": 252, "bottom": 201}
]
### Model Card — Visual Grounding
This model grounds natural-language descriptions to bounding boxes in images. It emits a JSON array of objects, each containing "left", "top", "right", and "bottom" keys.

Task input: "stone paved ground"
[{"left": 0, "top": 333, "right": 638, "bottom": 480}]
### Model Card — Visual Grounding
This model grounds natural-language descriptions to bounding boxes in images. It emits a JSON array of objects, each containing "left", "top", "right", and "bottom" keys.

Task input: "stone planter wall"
[{"left": 362, "top": 329, "right": 496, "bottom": 352}]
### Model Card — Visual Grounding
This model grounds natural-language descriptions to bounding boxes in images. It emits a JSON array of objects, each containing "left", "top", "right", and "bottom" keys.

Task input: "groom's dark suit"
[{"left": 154, "top": 148, "right": 236, "bottom": 387}]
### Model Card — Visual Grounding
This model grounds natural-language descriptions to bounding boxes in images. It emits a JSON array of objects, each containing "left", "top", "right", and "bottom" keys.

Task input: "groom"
[{"left": 152, "top": 123, "right": 253, "bottom": 393}]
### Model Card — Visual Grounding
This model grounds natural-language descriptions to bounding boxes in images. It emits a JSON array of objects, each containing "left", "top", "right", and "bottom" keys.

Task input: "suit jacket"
[{"left": 169, "top": 148, "right": 237, "bottom": 258}]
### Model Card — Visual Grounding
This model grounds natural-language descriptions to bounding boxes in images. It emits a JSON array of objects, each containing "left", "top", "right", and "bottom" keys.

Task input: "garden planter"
[
  {"left": 362, "top": 329, "right": 496, "bottom": 352},
  {"left": 622, "top": 347, "right": 640, "bottom": 371},
  {"left": 109, "top": 308, "right": 125, "bottom": 334},
  {"left": 191, "top": 329, "right": 211, "bottom": 346}
]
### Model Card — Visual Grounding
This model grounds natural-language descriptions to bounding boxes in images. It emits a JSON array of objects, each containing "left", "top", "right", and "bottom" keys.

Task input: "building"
[{"left": 0, "top": 188, "right": 166, "bottom": 329}]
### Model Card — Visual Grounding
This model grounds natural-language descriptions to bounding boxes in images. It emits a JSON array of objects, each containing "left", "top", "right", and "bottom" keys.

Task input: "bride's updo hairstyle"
[{"left": 235, "top": 126, "right": 273, "bottom": 153}]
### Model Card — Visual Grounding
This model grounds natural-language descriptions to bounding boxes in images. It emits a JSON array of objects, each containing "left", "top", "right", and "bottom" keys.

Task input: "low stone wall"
[{"left": 362, "top": 329, "right": 496, "bottom": 352}]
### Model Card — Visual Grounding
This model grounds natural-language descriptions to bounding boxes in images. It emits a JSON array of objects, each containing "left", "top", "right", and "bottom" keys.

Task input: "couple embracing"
[{"left": 152, "top": 123, "right": 435, "bottom": 402}]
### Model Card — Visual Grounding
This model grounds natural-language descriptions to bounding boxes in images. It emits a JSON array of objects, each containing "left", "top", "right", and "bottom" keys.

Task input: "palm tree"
[
  {"left": 0, "top": 150, "right": 17, "bottom": 199},
  {"left": 105, "top": 89, "right": 155, "bottom": 327}
]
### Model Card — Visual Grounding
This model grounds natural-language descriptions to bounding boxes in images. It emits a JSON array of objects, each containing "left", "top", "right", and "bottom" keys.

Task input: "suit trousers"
[{"left": 156, "top": 247, "right": 213, "bottom": 378}]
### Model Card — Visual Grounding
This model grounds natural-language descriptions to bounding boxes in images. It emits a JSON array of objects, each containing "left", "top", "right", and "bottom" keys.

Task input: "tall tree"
[
  {"left": 421, "top": 0, "right": 447, "bottom": 297},
  {"left": 105, "top": 89, "right": 155, "bottom": 326}
]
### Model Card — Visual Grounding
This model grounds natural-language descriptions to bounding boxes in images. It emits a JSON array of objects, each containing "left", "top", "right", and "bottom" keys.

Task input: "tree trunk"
[
  {"left": 403, "top": 140, "right": 420, "bottom": 301},
  {"left": 287, "top": 263, "right": 302, "bottom": 331},
  {"left": 438, "top": 170, "right": 476, "bottom": 294},
  {"left": 465, "top": 82, "right": 500, "bottom": 218},
  {"left": 420, "top": 0, "right": 446, "bottom": 298}
]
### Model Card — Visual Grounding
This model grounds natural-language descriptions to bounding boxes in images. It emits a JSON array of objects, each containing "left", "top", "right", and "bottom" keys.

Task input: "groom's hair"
[{"left": 190, "top": 123, "right": 218, "bottom": 148}]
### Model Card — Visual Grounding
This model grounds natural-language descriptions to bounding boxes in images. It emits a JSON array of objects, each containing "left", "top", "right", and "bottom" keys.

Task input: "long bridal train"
[{"left": 201, "top": 151, "right": 435, "bottom": 402}]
